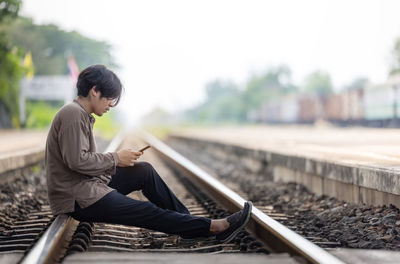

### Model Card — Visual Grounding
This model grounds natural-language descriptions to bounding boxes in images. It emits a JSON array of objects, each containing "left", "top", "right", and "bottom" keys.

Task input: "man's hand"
[{"left": 117, "top": 149, "right": 143, "bottom": 167}]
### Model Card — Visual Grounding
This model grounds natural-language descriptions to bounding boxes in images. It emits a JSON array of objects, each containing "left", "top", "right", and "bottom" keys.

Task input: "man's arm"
[{"left": 58, "top": 120, "right": 118, "bottom": 176}]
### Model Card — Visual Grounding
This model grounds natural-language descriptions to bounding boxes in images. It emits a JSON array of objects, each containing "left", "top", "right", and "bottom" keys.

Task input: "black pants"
[{"left": 69, "top": 162, "right": 211, "bottom": 238}]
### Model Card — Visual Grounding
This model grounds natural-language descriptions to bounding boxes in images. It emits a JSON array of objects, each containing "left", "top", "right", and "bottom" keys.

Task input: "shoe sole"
[
  {"left": 218, "top": 201, "right": 253, "bottom": 243},
  {"left": 179, "top": 236, "right": 216, "bottom": 243}
]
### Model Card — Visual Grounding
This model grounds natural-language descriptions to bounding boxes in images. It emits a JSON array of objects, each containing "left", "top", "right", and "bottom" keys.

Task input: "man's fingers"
[{"left": 117, "top": 149, "right": 142, "bottom": 167}]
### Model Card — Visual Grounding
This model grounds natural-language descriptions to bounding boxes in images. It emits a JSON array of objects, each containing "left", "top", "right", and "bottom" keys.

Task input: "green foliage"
[
  {"left": 185, "top": 80, "right": 246, "bottom": 124},
  {"left": 0, "top": 1, "right": 119, "bottom": 129},
  {"left": 25, "top": 100, "right": 120, "bottom": 139},
  {"left": 202, "top": 80, "right": 246, "bottom": 122},
  {"left": 205, "top": 80, "right": 239, "bottom": 100},
  {"left": 0, "top": 0, "right": 21, "bottom": 23},
  {"left": 25, "top": 101, "right": 61, "bottom": 129},
  {"left": 390, "top": 38, "right": 400, "bottom": 75},
  {"left": 0, "top": 43, "right": 24, "bottom": 127},
  {"left": 303, "top": 71, "right": 333, "bottom": 96},
  {"left": 6, "top": 17, "right": 117, "bottom": 75},
  {"left": 242, "top": 65, "right": 297, "bottom": 111},
  {"left": 344, "top": 77, "right": 369, "bottom": 91},
  {"left": 0, "top": 0, "right": 24, "bottom": 128},
  {"left": 183, "top": 65, "right": 298, "bottom": 124}
]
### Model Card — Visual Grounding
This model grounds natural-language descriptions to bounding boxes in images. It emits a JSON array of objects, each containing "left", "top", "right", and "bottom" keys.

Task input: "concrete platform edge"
[
  {"left": 170, "top": 135, "right": 400, "bottom": 208},
  {"left": 0, "top": 147, "right": 45, "bottom": 175}
]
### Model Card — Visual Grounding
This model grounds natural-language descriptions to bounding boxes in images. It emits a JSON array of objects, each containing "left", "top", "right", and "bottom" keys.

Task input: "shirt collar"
[{"left": 73, "top": 99, "right": 96, "bottom": 124}]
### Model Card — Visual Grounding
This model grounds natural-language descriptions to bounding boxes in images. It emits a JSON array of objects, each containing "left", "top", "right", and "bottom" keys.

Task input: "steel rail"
[
  {"left": 20, "top": 131, "right": 126, "bottom": 264},
  {"left": 138, "top": 130, "right": 345, "bottom": 264}
]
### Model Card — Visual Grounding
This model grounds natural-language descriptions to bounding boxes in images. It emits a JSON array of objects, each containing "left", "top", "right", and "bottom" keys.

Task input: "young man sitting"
[{"left": 45, "top": 64, "right": 252, "bottom": 243}]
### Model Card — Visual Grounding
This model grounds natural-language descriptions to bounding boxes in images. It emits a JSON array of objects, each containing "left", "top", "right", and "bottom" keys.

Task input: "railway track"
[
  {"left": 0, "top": 209, "right": 53, "bottom": 252},
  {"left": 166, "top": 137, "right": 347, "bottom": 249},
  {"left": 1, "top": 131, "right": 344, "bottom": 264}
]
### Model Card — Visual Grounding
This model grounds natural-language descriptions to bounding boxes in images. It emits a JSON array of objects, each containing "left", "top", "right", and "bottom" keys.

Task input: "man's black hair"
[{"left": 77, "top": 64, "right": 123, "bottom": 105}]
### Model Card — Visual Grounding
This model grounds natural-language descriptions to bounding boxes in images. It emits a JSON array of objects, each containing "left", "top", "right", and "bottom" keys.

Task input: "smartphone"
[{"left": 139, "top": 145, "right": 151, "bottom": 152}]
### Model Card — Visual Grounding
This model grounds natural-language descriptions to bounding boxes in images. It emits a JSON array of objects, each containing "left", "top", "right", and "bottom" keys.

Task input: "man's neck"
[{"left": 76, "top": 96, "right": 93, "bottom": 114}]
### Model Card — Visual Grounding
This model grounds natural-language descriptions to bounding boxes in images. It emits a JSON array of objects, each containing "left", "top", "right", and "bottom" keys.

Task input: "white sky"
[{"left": 20, "top": 0, "right": 400, "bottom": 125}]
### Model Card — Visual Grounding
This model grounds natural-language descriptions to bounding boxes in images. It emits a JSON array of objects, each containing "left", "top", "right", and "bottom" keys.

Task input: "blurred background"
[{"left": 2, "top": 0, "right": 400, "bottom": 138}]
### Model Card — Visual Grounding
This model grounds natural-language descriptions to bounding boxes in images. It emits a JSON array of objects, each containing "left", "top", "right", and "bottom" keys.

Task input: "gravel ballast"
[{"left": 167, "top": 137, "right": 400, "bottom": 250}]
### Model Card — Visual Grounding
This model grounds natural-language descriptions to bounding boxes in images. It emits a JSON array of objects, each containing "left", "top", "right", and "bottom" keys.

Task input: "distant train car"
[
  {"left": 298, "top": 95, "right": 324, "bottom": 124},
  {"left": 363, "top": 85, "right": 395, "bottom": 126},
  {"left": 252, "top": 101, "right": 272, "bottom": 123},
  {"left": 263, "top": 99, "right": 281, "bottom": 123},
  {"left": 325, "top": 94, "right": 345, "bottom": 121},
  {"left": 251, "top": 95, "right": 298, "bottom": 123},
  {"left": 325, "top": 89, "right": 364, "bottom": 125},
  {"left": 344, "top": 89, "right": 364, "bottom": 121},
  {"left": 362, "top": 75, "right": 400, "bottom": 127},
  {"left": 252, "top": 74, "right": 400, "bottom": 127},
  {"left": 279, "top": 95, "right": 299, "bottom": 123}
]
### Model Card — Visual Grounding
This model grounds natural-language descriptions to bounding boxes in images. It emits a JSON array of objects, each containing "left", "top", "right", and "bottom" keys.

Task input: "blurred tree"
[
  {"left": 0, "top": 0, "right": 24, "bottom": 128},
  {"left": 242, "top": 65, "right": 297, "bottom": 110},
  {"left": 205, "top": 80, "right": 246, "bottom": 122},
  {"left": 344, "top": 77, "right": 369, "bottom": 91},
  {"left": 390, "top": 38, "right": 400, "bottom": 75},
  {"left": 6, "top": 17, "right": 117, "bottom": 75},
  {"left": 0, "top": 0, "right": 21, "bottom": 22},
  {"left": 303, "top": 71, "right": 333, "bottom": 96},
  {"left": 187, "top": 80, "right": 246, "bottom": 123},
  {"left": 205, "top": 80, "right": 238, "bottom": 99},
  {"left": 182, "top": 65, "right": 298, "bottom": 124}
]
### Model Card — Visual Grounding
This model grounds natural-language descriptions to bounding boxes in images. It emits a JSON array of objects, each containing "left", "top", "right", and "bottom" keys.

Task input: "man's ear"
[{"left": 90, "top": 86, "right": 99, "bottom": 97}]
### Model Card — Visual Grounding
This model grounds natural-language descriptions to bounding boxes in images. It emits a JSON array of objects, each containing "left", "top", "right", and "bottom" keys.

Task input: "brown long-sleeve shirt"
[{"left": 45, "top": 99, "right": 119, "bottom": 215}]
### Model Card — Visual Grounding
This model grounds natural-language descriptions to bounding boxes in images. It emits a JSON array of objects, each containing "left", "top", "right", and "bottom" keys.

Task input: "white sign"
[
  {"left": 20, "top": 76, "right": 76, "bottom": 124},
  {"left": 21, "top": 76, "right": 74, "bottom": 101}
]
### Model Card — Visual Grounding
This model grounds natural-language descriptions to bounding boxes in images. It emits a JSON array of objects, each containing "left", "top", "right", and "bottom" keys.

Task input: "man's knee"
[
  {"left": 135, "top": 161, "right": 157, "bottom": 181},
  {"left": 135, "top": 161, "right": 154, "bottom": 172}
]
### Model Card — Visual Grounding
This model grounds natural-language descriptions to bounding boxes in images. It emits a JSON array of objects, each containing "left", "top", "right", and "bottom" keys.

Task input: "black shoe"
[{"left": 216, "top": 201, "right": 252, "bottom": 243}]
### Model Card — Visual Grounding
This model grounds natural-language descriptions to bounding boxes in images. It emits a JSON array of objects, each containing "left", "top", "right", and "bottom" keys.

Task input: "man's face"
[{"left": 90, "top": 88, "right": 116, "bottom": 116}]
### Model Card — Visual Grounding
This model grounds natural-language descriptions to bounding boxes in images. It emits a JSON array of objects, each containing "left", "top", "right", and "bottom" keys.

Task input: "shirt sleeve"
[{"left": 58, "top": 120, "right": 119, "bottom": 177}]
